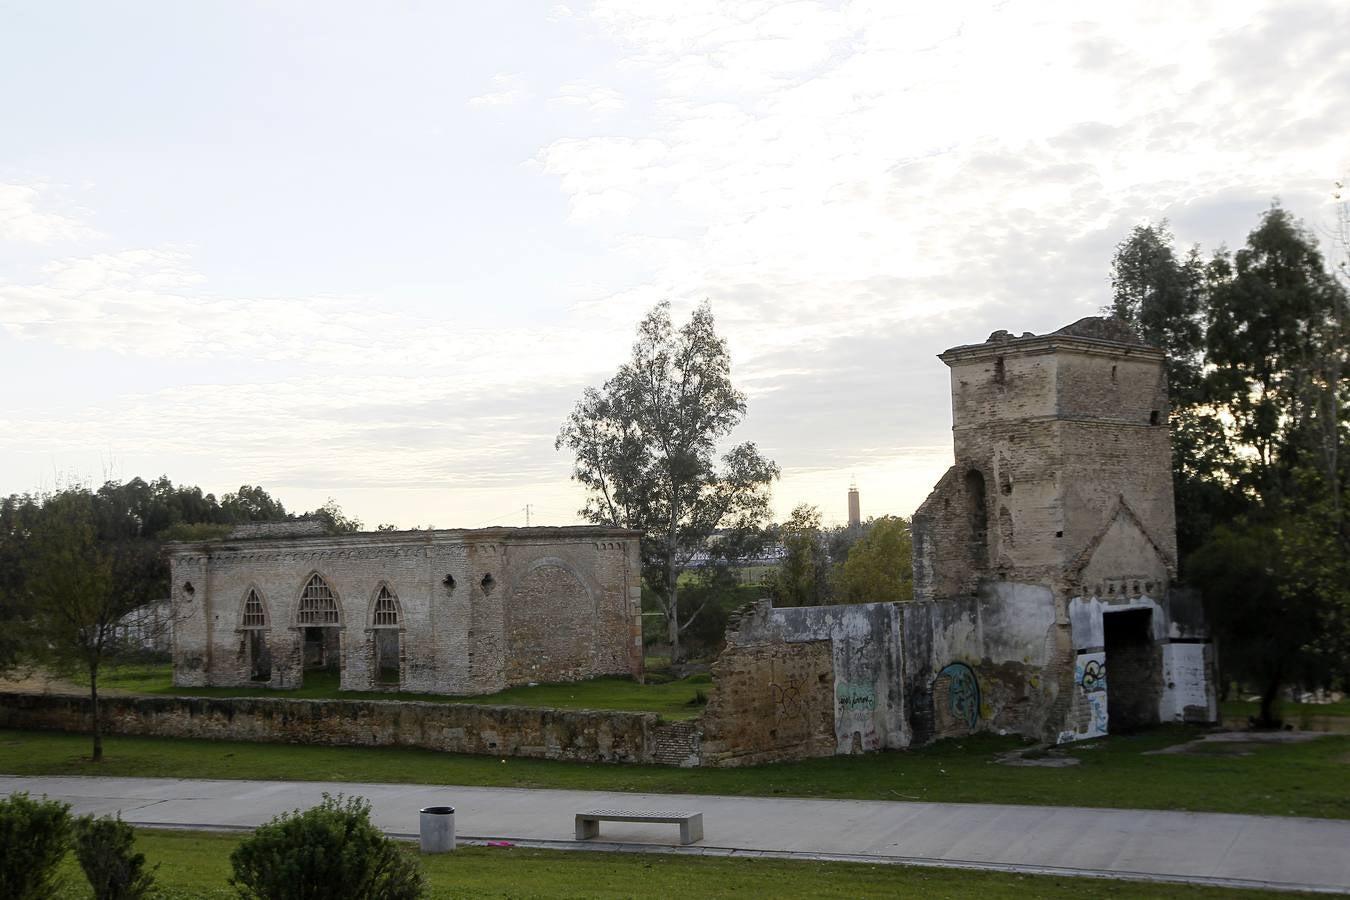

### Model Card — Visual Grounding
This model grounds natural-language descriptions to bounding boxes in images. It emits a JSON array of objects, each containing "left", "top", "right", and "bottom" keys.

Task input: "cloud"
[
  {"left": 468, "top": 72, "right": 532, "bottom": 107},
  {"left": 0, "top": 183, "right": 98, "bottom": 243},
  {"left": 552, "top": 81, "right": 626, "bottom": 113}
]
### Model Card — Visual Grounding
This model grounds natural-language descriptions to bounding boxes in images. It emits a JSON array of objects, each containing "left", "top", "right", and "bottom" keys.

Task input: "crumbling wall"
[
  {"left": 901, "top": 583, "right": 1067, "bottom": 744},
  {"left": 771, "top": 602, "right": 907, "bottom": 752},
  {"left": 699, "top": 602, "right": 836, "bottom": 766}
]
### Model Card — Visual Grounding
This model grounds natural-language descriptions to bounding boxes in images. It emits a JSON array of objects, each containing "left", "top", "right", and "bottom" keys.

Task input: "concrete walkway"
[{"left": 3, "top": 775, "right": 1347, "bottom": 894}]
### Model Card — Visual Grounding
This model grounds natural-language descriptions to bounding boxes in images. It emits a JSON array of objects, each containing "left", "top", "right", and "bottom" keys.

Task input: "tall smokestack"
[{"left": 848, "top": 479, "right": 861, "bottom": 528}]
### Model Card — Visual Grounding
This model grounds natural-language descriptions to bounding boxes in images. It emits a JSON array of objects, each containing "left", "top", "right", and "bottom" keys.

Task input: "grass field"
[
  {"left": 84, "top": 665, "right": 710, "bottom": 721},
  {"left": 1220, "top": 698, "right": 1350, "bottom": 728},
  {"left": 5, "top": 726, "right": 1347, "bottom": 820},
  {"left": 42, "top": 828, "right": 1313, "bottom": 899}
]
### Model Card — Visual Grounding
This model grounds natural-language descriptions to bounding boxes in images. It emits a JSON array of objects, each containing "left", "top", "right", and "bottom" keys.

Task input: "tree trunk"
[
  {"left": 89, "top": 663, "right": 103, "bottom": 762},
  {"left": 1258, "top": 676, "right": 1282, "bottom": 729},
  {"left": 667, "top": 571, "right": 682, "bottom": 664}
]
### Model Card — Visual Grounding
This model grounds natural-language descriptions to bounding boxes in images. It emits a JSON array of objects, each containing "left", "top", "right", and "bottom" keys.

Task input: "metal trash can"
[{"left": 419, "top": 806, "right": 455, "bottom": 853}]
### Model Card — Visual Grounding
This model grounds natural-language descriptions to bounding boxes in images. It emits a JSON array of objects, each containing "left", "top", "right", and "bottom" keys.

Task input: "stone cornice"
[{"left": 164, "top": 525, "right": 640, "bottom": 558}]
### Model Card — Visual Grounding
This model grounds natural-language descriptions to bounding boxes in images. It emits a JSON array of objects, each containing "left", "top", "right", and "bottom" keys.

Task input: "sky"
[{"left": 2, "top": 1, "right": 1348, "bottom": 529}]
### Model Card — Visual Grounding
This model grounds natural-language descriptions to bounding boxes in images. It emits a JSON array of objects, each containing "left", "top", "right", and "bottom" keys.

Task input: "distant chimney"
[{"left": 848, "top": 480, "right": 861, "bottom": 528}]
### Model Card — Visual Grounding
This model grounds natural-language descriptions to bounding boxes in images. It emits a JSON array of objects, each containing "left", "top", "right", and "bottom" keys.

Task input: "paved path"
[{"left": 3, "top": 775, "right": 1347, "bottom": 894}]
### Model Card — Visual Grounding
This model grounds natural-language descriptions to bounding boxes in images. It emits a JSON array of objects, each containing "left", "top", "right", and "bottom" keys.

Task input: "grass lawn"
[
  {"left": 85, "top": 665, "right": 710, "bottom": 722},
  {"left": 5, "top": 726, "right": 1347, "bottom": 820},
  {"left": 43, "top": 828, "right": 1311, "bottom": 899}
]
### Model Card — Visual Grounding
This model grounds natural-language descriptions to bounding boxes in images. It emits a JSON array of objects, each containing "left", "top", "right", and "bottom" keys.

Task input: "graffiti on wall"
[
  {"left": 1074, "top": 651, "right": 1108, "bottom": 739},
  {"left": 770, "top": 673, "right": 807, "bottom": 721},
  {"left": 936, "top": 662, "right": 981, "bottom": 732},
  {"left": 836, "top": 681, "right": 876, "bottom": 714}
]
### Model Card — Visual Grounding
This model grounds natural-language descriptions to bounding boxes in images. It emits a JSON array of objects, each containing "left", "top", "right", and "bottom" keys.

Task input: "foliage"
[
  {"left": 306, "top": 498, "right": 363, "bottom": 535},
  {"left": 73, "top": 814, "right": 158, "bottom": 900},
  {"left": 1111, "top": 204, "right": 1349, "bottom": 715},
  {"left": 1205, "top": 207, "right": 1346, "bottom": 504},
  {"left": 1106, "top": 220, "right": 1207, "bottom": 402},
  {"left": 768, "top": 504, "right": 831, "bottom": 607},
  {"left": 229, "top": 794, "right": 425, "bottom": 900},
  {"left": 835, "top": 515, "right": 914, "bottom": 603},
  {"left": 1187, "top": 521, "right": 1320, "bottom": 726},
  {"left": 21, "top": 489, "right": 162, "bottom": 760},
  {"left": 220, "top": 484, "right": 289, "bottom": 522},
  {"left": 557, "top": 301, "right": 779, "bottom": 661},
  {"left": 0, "top": 792, "right": 72, "bottom": 900}
]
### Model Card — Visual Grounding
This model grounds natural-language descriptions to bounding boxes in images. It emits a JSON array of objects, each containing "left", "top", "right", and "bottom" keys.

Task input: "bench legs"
[
  {"left": 679, "top": 814, "right": 703, "bottom": 845},
  {"left": 575, "top": 816, "right": 600, "bottom": 840}
]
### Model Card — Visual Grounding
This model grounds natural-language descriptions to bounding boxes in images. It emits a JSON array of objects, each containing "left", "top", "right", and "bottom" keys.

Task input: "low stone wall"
[{"left": 0, "top": 692, "right": 661, "bottom": 765}]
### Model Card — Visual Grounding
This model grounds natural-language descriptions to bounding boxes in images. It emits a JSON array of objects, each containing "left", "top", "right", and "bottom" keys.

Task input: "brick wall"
[{"left": 166, "top": 527, "right": 642, "bottom": 697}]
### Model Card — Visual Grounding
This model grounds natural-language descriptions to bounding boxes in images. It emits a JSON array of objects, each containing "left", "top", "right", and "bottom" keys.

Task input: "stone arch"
[
  {"left": 292, "top": 571, "right": 342, "bottom": 676},
  {"left": 237, "top": 586, "right": 271, "bottom": 682},
  {"left": 367, "top": 582, "right": 402, "bottom": 687},
  {"left": 502, "top": 557, "right": 599, "bottom": 685}
]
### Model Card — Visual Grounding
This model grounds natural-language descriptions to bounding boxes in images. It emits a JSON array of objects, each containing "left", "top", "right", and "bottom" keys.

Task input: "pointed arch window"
[
  {"left": 372, "top": 585, "right": 400, "bottom": 627},
  {"left": 297, "top": 574, "right": 340, "bottom": 625},
  {"left": 241, "top": 589, "right": 267, "bottom": 629}
]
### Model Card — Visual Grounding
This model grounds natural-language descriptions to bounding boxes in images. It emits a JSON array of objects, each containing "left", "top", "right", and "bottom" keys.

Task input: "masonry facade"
[
  {"left": 696, "top": 318, "right": 1219, "bottom": 764},
  {"left": 166, "top": 525, "right": 643, "bottom": 695}
]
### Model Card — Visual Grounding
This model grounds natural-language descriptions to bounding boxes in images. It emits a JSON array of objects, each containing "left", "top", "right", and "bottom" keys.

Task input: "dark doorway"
[
  {"left": 303, "top": 626, "right": 341, "bottom": 672},
  {"left": 374, "top": 630, "right": 400, "bottom": 685},
  {"left": 247, "top": 631, "right": 271, "bottom": 682},
  {"left": 1103, "top": 608, "right": 1160, "bottom": 731}
]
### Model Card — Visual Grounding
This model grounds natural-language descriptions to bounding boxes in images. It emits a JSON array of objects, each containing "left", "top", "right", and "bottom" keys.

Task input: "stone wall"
[
  {"left": 166, "top": 526, "right": 642, "bottom": 697},
  {"left": 0, "top": 692, "right": 659, "bottom": 764},
  {"left": 699, "top": 604, "right": 835, "bottom": 766},
  {"left": 770, "top": 602, "right": 907, "bottom": 752}
]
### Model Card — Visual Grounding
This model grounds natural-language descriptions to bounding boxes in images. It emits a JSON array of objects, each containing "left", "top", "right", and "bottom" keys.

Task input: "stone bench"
[{"left": 575, "top": 808, "right": 704, "bottom": 845}]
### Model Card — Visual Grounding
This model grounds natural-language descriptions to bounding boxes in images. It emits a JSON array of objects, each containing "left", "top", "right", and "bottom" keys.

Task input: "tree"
[
  {"left": 557, "top": 301, "right": 779, "bottom": 662},
  {"left": 835, "top": 515, "right": 914, "bottom": 603},
  {"left": 22, "top": 489, "right": 163, "bottom": 761},
  {"left": 1206, "top": 205, "right": 1347, "bottom": 505},
  {"left": 1189, "top": 520, "right": 1321, "bottom": 726},
  {"left": 305, "top": 498, "right": 363, "bottom": 535},
  {"left": 220, "top": 484, "right": 289, "bottom": 522},
  {"left": 1107, "top": 221, "right": 1206, "bottom": 402},
  {"left": 769, "top": 504, "right": 831, "bottom": 607}
]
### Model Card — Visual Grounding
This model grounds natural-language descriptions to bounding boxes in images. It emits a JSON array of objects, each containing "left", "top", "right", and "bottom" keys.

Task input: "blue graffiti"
[{"left": 938, "top": 662, "right": 981, "bottom": 730}]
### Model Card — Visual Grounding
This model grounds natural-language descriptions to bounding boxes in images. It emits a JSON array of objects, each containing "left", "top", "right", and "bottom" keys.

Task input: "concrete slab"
[{"left": 2, "top": 775, "right": 1347, "bottom": 893}]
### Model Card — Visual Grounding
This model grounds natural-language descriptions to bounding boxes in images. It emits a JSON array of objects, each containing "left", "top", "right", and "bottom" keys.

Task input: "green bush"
[
  {"left": 0, "top": 792, "right": 72, "bottom": 900},
  {"left": 73, "top": 813, "right": 157, "bottom": 900},
  {"left": 229, "top": 793, "right": 425, "bottom": 900}
]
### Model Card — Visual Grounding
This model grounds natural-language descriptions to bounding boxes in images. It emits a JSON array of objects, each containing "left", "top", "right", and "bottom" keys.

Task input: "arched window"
[
  {"left": 370, "top": 584, "right": 401, "bottom": 687},
  {"left": 297, "top": 574, "right": 339, "bottom": 625},
  {"left": 240, "top": 588, "right": 271, "bottom": 682},
  {"left": 372, "top": 585, "right": 399, "bottom": 627},
  {"left": 241, "top": 589, "right": 267, "bottom": 629}
]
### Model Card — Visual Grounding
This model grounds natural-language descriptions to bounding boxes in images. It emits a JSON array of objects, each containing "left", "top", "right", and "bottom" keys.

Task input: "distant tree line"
[
  {"left": 1104, "top": 202, "right": 1348, "bottom": 726},
  {"left": 0, "top": 477, "right": 360, "bottom": 760}
]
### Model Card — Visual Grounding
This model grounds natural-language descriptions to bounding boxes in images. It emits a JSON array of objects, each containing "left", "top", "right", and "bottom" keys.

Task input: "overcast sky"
[{"left": 2, "top": 1, "right": 1347, "bottom": 529}]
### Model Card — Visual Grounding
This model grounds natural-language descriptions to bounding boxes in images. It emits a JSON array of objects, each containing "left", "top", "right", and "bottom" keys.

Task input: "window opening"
[
  {"left": 297, "top": 574, "right": 339, "bottom": 625},
  {"left": 241, "top": 589, "right": 266, "bottom": 628},
  {"left": 373, "top": 585, "right": 399, "bottom": 627}
]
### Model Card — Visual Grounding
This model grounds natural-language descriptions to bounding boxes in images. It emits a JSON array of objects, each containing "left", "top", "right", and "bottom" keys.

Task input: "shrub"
[
  {"left": 73, "top": 813, "right": 157, "bottom": 900},
  {"left": 229, "top": 793, "right": 425, "bottom": 900},
  {"left": 0, "top": 792, "right": 72, "bottom": 900}
]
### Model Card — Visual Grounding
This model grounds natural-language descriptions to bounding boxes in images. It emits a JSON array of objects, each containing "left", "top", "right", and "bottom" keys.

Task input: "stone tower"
[
  {"left": 847, "top": 480, "right": 861, "bottom": 528},
  {"left": 912, "top": 317, "right": 1176, "bottom": 603}
]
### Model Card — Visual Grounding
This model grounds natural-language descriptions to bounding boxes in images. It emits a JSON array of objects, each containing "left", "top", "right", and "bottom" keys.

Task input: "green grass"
[
  {"left": 89, "top": 665, "right": 709, "bottom": 721},
  {"left": 5, "top": 726, "right": 1347, "bottom": 819},
  {"left": 42, "top": 828, "right": 1311, "bottom": 899}
]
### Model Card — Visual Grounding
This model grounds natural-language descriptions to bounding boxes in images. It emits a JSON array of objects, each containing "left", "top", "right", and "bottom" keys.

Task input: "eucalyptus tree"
[{"left": 558, "top": 301, "right": 779, "bottom": 662}]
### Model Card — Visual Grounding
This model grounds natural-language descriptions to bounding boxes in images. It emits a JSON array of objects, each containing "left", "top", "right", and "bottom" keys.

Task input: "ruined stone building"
[
  {"left": 166, "top": 525, "right": 643, "bottom": 695},
  {"left": 698, "top": 318, "right": 1218, "bottom": 765}
]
